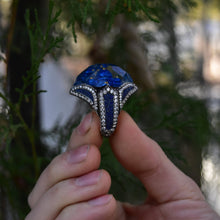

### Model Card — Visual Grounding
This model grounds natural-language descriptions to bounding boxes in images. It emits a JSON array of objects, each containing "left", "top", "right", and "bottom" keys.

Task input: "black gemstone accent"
[
  {"left": 75, "top": 88, "right": 94, "bottom": 102},
  {"left": 122, "top": 86, "right": 134, "bottom": 100},
  {"left": 103, "top": 93, "right": 114, "bottom": 130}
]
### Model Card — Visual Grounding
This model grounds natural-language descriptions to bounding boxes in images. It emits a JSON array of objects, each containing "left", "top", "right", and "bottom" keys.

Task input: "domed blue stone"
[{"left": 74, "top": 64, "right": 133, "bottom": 88}]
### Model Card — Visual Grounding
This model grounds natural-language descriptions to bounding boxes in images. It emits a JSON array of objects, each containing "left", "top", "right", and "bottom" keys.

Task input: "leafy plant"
[
  {"left": 54, "top": 0, "right": 161, "bottom": 42},
  {"left": 0, "top": 1, "right": 63, "bottom": 218}
]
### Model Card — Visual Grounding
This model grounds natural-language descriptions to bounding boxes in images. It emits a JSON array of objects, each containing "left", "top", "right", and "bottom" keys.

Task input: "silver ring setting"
[{"left": 70, "top": 64, "right": 137, "bottom": 136}]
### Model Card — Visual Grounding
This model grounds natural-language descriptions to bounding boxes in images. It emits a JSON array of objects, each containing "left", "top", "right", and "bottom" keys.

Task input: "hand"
[{"left": 26, "top": 111, "right": 220, "bottom": 220}]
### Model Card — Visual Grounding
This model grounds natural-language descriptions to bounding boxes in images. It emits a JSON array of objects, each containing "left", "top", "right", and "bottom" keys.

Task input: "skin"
[{"left": 26, "top": 111, "right": 220, "bottom": 220}]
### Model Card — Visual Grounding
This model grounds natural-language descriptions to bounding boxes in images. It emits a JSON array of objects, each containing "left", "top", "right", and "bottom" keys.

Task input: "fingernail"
[
  {"left": 75, "top": 170, "right": 102, "bottom": 187},
  {"left": 88, "top": 195, "right": 112, "bottom": 206},
  {"left": 66, "top": 145, "right": 89, "bottom": 164},
  {"left": 76, "top": 112, "right": 93, "bottom": 135}
]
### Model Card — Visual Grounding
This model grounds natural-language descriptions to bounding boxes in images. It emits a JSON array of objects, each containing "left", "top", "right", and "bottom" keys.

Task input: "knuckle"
[
  {"left": 44, "top": 154, "right": 63, "bottom": 181},
  {"left": 55, "top": 206, "right": 72, "bottom": 220},
  {"left": 27, "top": 192, "right": 34, "bottom": 208},
  {"left": 49, "top": 179, "right": 73, "bottom": 201},
  {"left": 100, "top": 170, "right": 111, "bottom": 190},
  {"left": 49, "top": 181, "right": 63, "bottom": 198},
  {"left": 87, "top": 146, "right": 101, "bottom": 167}
]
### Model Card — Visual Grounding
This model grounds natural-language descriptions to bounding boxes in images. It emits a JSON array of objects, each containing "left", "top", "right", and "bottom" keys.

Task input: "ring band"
[{"left": 70, "top": 64, "right": 137, "bottom": 136}]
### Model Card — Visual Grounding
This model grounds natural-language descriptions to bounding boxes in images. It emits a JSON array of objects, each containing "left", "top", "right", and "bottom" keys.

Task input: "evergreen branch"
[
  {"left": 105, "top": 0, "right": 112, "bottom": 14},
  {"left": 0, "top": 92, "right": 28, "bottom": 134},
  {"left": 21, "top": 0, "right": 64, "bottom": 177},
  {"left": 134, "top": 0, "right": 159, "bottom": 23},
  {"left": 128, "top": 0, "right": 131, "bottom": 11},
  {"left": 25, "top": 10, "right": 35, "bottom": 66},
  {"left": 0, "top": 92, "right": 13, "bottom": 110},
  {"left": 82, "top": 0, "right": 92, "bottom": 24},
  {"left": 69, "top": 0, "right": 77, "bottom": 42}
]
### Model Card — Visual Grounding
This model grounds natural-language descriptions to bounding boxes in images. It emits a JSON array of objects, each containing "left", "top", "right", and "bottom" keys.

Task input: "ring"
[{"left": 70, "top": 64, "right": 137, "bottom": 136}]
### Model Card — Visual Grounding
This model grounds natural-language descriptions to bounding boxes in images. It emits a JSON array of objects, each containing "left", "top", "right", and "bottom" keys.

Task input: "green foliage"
[
  {"left": 0, "top": 1, "right": 63, "bottom": 218},
  {"left": 54, "top": 0, "right": 197, "bottom": 42},
  {"left": 25, "top": 1, "right": 63, "bottom": 67},
  {"left": 129, "top": 88, "right": 211, "bottom": 153},
  {"left": 55, "top": 0, "right": 161, "bottom": 41}
]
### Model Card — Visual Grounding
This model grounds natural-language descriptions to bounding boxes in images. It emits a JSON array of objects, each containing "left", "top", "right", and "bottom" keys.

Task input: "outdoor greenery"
[{"left": 0, "top": 0, "right": 219, "bottom": 219}]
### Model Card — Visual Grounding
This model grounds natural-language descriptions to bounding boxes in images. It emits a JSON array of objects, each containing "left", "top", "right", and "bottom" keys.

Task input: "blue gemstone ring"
[{"left": 70, "top": 64, "right": 137, "bottom": 136}]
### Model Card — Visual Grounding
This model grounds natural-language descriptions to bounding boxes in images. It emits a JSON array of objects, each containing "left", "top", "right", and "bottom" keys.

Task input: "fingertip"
[
  {"left": 88, "top": 194, "right": 113, "bottom": 206},
  {"left": 27, "top": 190, "right": 34, "bottom": 209},
  {"left": 68, "top": 111, "right": 103, "bottom": 150}
]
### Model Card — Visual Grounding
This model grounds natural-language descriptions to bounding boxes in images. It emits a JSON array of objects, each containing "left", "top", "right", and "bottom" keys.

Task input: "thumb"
[{"left": 109, "top": 111, "right": 204, "bottom": 203}]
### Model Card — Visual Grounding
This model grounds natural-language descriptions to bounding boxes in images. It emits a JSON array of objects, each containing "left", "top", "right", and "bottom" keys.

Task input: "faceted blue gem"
[{"left": 74, "top": 64, "right": 133, "bottom": 88}]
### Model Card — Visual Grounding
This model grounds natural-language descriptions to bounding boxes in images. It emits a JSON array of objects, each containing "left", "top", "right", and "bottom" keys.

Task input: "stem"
[
  {"left": 6, "top": 0, "right": 18, "bottom": 73},
  {"left": 29, "top": 130, "right": 38, "bottom": 178},
  {"left": 16, "top": 109, "right": 39, "bottom": 177},
  {"left": 0, "top": 87, "right": 39, "bottom": 176},
  {"left": 31, "top": 82, "right": 38, "bottom": 177},
  {"left": 128, "top": 0, "right": 131, "bottom": 11}
]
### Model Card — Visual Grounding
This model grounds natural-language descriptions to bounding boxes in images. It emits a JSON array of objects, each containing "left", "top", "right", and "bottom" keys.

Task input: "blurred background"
[{"left": 0, "top": 0, "right": 220, "bottom": 219}]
